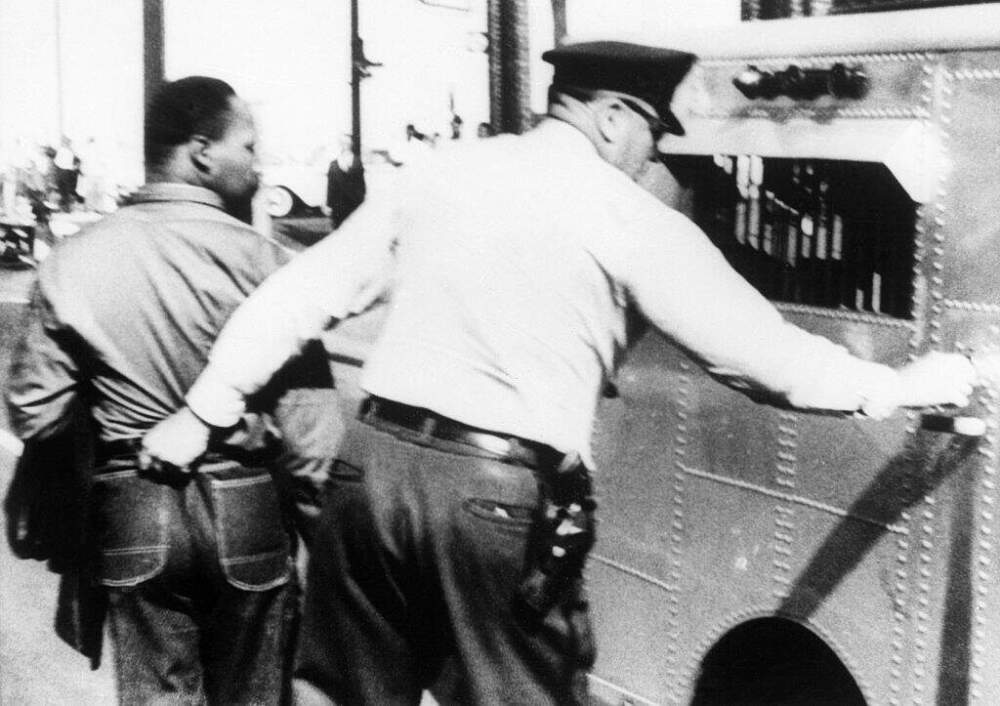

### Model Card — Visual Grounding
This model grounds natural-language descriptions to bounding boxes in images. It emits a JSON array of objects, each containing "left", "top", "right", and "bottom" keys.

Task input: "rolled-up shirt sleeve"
[
  {"left": 590, "top": 192, "right": 900, "bottom": 414},
  {"left": 186, "top": 192, "right": 398, "bottom": 428},
  {"left": 6, "top": 284, "right": 82, "bottom": 440}
]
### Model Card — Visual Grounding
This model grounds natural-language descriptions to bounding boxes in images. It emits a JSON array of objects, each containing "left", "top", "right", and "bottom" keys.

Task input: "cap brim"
[{"left": 660, "top": 108, "right": 685, "bottom": 137}]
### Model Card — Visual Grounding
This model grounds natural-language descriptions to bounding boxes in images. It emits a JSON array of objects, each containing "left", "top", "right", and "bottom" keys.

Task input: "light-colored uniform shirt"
[{"left": 186, "top": 119, "right": 898, "bottom": 464}]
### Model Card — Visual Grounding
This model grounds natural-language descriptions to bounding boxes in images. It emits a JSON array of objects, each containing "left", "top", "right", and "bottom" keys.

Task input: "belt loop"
[
  {"left": 361, "top": 396, "right": 376, "bottom": 423},
  {"left": 420, "top": 414, "right": 436, "bottom": 439}
]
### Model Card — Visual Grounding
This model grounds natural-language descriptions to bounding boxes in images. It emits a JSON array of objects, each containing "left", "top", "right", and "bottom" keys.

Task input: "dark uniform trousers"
[
  {"left": 93, "top": 454, "right": 298, "bottom": 705},
  {"left": 293, "top": 418, "right": 595, "bottom": 706}
]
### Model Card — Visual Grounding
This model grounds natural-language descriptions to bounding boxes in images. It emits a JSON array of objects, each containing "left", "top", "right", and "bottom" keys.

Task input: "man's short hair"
[{"left": 144, "top": 76, "right": 237, "bottom": 169}]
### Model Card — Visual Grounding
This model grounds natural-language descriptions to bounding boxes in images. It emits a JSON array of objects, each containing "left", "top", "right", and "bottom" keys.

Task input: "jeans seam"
[
  {"left": 103, "top": 544, "right": 169, "bottom": 555},
  {"left": 98, "top": 555, "right": 167, "bottom": 587}
]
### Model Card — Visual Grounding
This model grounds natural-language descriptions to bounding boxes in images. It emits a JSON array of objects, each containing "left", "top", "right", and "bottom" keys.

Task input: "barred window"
[{"left": 678, "top": 156, "right": 917, "bottom": 319}]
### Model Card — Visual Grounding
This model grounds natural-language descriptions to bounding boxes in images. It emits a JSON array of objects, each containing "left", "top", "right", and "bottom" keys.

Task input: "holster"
[{"left": 517, "top": 452, "right": 597, "bottom": 617}]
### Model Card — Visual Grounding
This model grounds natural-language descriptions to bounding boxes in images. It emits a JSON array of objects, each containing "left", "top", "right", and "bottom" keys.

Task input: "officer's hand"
[
  {"left": 892, "top": 351, "right": 976, "bottom": 412},
  {"left": 139, "top": 406, "right": 211, "bottom": 472}
]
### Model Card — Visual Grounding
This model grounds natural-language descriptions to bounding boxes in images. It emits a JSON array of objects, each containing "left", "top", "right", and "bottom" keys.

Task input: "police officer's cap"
[{"left": 542, "top": 41, "right": 695, "bottom": 136}]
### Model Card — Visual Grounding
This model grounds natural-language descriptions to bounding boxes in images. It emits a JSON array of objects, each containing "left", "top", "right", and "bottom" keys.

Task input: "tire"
[{"left": 263, "top": 185, "right": 298, "bottom": 218}]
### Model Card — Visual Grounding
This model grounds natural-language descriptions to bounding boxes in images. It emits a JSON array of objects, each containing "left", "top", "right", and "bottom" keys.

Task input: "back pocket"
[
  {"left": 210, "top": 467, "right": 292, "bottom": 591},
  {"left": 91, "top": 469, "right": 169, "bottom": 587}
]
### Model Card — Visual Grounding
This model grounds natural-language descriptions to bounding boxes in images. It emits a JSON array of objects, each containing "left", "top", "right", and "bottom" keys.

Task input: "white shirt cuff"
[{"left": 185, "top": 373, "right": 247, "bottom": 429}]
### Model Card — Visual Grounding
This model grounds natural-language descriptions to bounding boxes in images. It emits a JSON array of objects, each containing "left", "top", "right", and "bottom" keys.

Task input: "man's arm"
[
  {"left": 248, "top": 339, "right": 343, "bottom": 545},
  {"left": 6, "top": 284, "right": 82, "bottom": 440},
  {"left": 141, "top": 193, "right": 398, "bottom": 467},
  {"left": 597, "top": 200, "right": 974, "bottom": 416}
]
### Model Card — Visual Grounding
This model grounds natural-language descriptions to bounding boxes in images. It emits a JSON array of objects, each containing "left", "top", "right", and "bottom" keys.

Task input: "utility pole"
[
  {"left": 487, "top": 0, "right": 531, "bottom": 135},
  {"left": 350, "top": 0, "right": 380, "bottom": 162},
  {"left": 328, "top": 0, "right": 380, "bottom": 229},
  {"left": 143, "top": 0, "right": 165, "bottom": 124},
  {"left": 54, "top": 0, "right": 65, "bottom": 138},
  {"left": 551, "top": 0, "right": 567, "bottom": 46}
]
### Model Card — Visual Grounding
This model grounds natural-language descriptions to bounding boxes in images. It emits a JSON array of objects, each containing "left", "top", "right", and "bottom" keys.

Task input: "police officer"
[{"left": 141, "top": 43, "right": 976, "bottom": 705}]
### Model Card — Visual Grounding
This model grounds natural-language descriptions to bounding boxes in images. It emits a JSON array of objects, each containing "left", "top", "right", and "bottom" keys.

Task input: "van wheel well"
[{"left": 691, "top": 617, "right": 866, "bottom": 706}]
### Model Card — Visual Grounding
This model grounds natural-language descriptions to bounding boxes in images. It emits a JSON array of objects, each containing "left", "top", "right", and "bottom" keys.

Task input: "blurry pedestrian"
[
  {"left": 77, "top": 137, "right": 115, "bottom": 213},
  {"left": 53, "top": 136, "right": 81, "bottom": 212},
  {"left": 326, "top": 137, "right": 366, "bottom": 229},
  {"left": 450, "top": 113, "right": 464, "bottom": 140}
]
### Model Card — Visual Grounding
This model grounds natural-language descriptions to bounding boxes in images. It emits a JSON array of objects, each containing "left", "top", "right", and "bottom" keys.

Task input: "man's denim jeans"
[{"left": 94, "top": 457, "right": 298, "bottom": 704}]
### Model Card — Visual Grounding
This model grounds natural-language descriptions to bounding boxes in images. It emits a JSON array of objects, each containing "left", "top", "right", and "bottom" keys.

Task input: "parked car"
[{"left": 260, "top": 152, "right": 330, "bottom": 218}]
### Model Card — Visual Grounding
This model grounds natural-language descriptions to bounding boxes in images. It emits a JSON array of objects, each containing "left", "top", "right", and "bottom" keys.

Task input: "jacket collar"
[{"left": 130, "top": 183, "right": 226, "bottom": 210}]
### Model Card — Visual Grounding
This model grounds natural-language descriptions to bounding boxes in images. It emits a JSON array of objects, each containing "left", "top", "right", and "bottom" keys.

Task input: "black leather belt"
[
  {"left": 360, "top": 396, "right": 566, "bottom": 472},
  {"left": 96, "top": 437, "right": 144, "bottom": 463},
  {"left": 95, "top": 436, "right": 278, "bottom": 469}
]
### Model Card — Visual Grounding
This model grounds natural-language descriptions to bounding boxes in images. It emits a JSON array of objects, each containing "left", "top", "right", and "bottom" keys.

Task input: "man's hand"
[
  {"left": 892, "top": 351, "right": 976, "bottom": 412},
  {"left": 140, "top": 406, "right": 212, "bottom": 472}
]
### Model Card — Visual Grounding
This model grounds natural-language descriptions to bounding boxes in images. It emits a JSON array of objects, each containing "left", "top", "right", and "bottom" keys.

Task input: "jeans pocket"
[
  {"left": 210, "top": 468, "right": 292, "bottom": 591},
  {"left": 461, "top": 497, "right": 535, "bottom": 530},
  {"left": 91, "top": 470, "right": 169, "bottom": 587}
]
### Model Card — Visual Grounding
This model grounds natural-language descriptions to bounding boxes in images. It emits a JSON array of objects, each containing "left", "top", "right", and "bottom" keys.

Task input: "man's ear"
[
  {"left": 594, "top": 100, "right": 631, "bottom": 145},
  {"left": 188, "top": 135, "right": 212, "bottom": 174}
]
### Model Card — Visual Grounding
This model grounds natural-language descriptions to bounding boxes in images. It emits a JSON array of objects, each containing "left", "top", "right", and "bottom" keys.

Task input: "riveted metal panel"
[
  {"left": 587, "top": 36, "right": 1000, "bottom": 706},
  {"left": 933, "top": 51, "right": 1000, "bottom": 306}
]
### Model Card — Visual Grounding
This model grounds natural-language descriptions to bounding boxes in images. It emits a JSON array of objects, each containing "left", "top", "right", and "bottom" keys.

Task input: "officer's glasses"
[{"left": 620, "top": 98, "right": 670, "bottom": 144}]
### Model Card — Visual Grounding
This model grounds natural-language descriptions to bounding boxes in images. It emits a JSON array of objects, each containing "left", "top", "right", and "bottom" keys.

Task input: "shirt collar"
[
  {"left": 130, "top": 183, "right": 226, "bottom": 210},
  {"left": 529, "top": 118, "right": 602, "bottom": 160}
]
